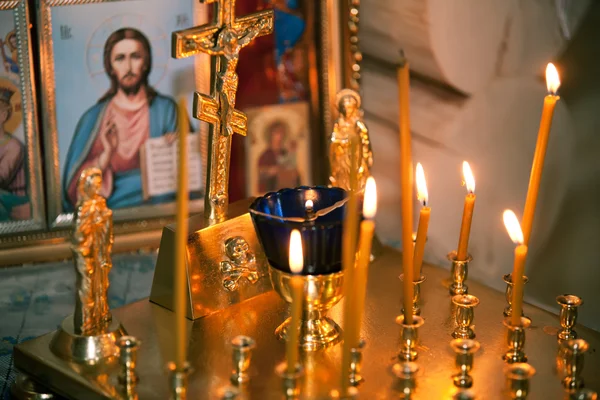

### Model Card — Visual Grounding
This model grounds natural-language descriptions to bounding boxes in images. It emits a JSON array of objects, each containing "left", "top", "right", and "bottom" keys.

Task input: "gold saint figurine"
[
  {"left": 71, "top": 167, "right": 114, "bottom": 336},
  {"left": 329, "top": 89, "right": 373, "bottom": 191}
]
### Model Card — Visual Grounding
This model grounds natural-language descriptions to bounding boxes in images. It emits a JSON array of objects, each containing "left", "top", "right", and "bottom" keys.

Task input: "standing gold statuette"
[
  {"left": 329, "top": 89, "right": 373, "bottom": 192},
  {"left": 172, "top": 0, "right": 273, "bottom": 223},
  {"left": 49, "top": 168, "right": 126, "bottom": 364},
  {"left": 72, "top": 167, "right": 114, "bottom": 336}
]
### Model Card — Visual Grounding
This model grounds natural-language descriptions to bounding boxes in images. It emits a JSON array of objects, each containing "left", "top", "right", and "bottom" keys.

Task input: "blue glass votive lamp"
[{"left": 249, "top": 186, "right": 348, "bottom": 349}]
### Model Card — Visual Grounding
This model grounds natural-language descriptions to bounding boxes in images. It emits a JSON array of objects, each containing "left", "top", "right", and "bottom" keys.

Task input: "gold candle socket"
[
  {"left": 217, "top": 386, "right": 240, "bottom": 400},
  {"left": 396, "top": 315, "right": 425, "bottom": 361},
  {"left": 167, "top": 362, "right": 192, "bottom": 400},
  {"left": 448, "top": 252, "right": 472, "bottom": 296},
  {"left": 450, "top": 339, "right": 480, "bottom": 389},
  {"left": 452, "top": 294, "right": 480, "bottom": 339},
  {"left": 329, "top": 387, "right": 359, "bottom": 399},
  {"left": 230, "top": 335, "right": 256, "bottom": 384},
  {"left": 503, "top": 317, "right": 531, "bottom": 363},
  {"left": 275, "top": 361, "right": 304, "bottom": 400},
  {"left": 400, "top": 274, "right": 426, "bottom": 315},
  {"left": 348, "top": 339, "right": 366, "bottom": 386},
  {"left": 451, "top": 389, "right": 477, "bottom": 400},
  {"left": 503, "top": 274, "right": 529, "bottom": 317},
  {"left": 391, "top": 362, "right": 419, "bottom": 399},
  {"left": 117, "top": 336, "right": 141, "bottom": 386},
  {"left": 560, "top": 339, "right": 589, "bottom": 391},
  {"left": 505, "top": 363, "right": 536, "bottom": 399},
  {"left": 557, "top": 295, "right": 584, "bottom": 341}
]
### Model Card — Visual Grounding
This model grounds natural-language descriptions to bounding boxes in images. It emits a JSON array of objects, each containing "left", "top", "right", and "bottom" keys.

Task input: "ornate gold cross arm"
[{"left": 194, "top": 93, "right": 247, "bottom": 137}]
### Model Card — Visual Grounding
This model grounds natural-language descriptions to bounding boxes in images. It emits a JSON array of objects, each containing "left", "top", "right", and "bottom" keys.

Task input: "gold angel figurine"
[
  {"left": 71, "top": 167, "right": 114, "bottom": 336},
  {"left": 329, "top": 89, "right": 373, "bottom": 191}
]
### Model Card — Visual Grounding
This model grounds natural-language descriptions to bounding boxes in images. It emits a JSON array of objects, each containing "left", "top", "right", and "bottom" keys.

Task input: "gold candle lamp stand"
[
  {"left": 560, "top": 339, "right": 590, "bottom": 391},
  {"left": 452, "top": 294, "right": 480, "bottom": 339},
  {"left": 396, "top": 315, "right": 425, "bottom": 361},
  {"left": 503, "top": 317, "right": 532, "bottom": 363},
  {"left": 557, "top": 294, "right": 584, "bottom": 341},
  {"left": 505, "top": 362, "right": 536, "bottom": 399},
  {"left": 503, "top": 274, "right": 529, "bottom": 317},
  {"left": 450, "top": 339, "right": 480, "bottom": 389},
  {"left": 448, "top": 252, "right": 472, "bottom": 296},
  {"left": 349, "top": 339, "right": 366, "bottom": 386},
  {"left": 275, "top": 362, "right": 304, "bottom": 399},
  {"left": 230, "top": 335, "right": 256, "bottom": 384},
  {"left": 399, "top": 274, "right": 426, "bottom": 315},
  {"left": 167, "top": 361, "right": 192, "bottom": 400},
  {"left": 391, "top": 362, "right": 419, "bottom": 398},
  {"left": 270, "top": 266, "right": 344, "bottom": 350},
  {"left": 117, "top": 336, "right": 141, "bottom": 388}
]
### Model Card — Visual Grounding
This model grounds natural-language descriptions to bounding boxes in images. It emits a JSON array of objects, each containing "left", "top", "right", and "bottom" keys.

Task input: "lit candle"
[
  {"left": 352, "top": 177, "right": 377, "bottom": 345},
  {"left": 397, "top": 50, "right": 414, "bottom": 324},
  {"left": 174, "top": 98, "right": 189, "bottom": 368},
  {"left": 456, "top": 162, "right": 476, "bottom": 261},
  {"left": 287, "top": 229, "right": 304, "bottom": 374},
  {"left": 522, "top": 63, "right": 561, "bottom": 245},
  {"left": 305, "top": 199, "right": 315, "bottom": 219},
  {"left": 503, "top": 210, "right": 528, "bottom": 326},
  {"left": 413, "top": 163, "right": 430, "bottom": 277}
]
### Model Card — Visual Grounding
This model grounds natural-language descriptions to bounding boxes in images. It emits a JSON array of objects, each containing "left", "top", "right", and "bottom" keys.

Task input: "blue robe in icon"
[{"left": 62, "top": 94, "right": 179, "bottom": 212}]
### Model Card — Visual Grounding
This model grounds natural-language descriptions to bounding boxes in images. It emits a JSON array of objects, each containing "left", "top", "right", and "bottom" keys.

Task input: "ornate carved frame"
[{"left": 0, "top": 0, "right": 46, "bottom": 237}]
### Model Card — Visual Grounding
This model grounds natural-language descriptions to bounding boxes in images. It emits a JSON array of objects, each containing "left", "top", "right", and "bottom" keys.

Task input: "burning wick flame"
[
  {"left": 416, "top": 162, "right": 428, "bottom": 207},
  {"left": 503, "top": 210, "right": 524, "bottom": 245},
  {"left": 289, "top": 229, "right": 304, "bottom": 274},
  {"left": 305, "top": 199, "right": 314, "bottom": 212},
  {"left": 546, "top": 63, "right": 560, "bottom": 95},
  {"left": 363, "top": 177, "right": 378, "bottom": 219},
  {"left": 463, "top": 161, "right": 475, "bottom": 194}
]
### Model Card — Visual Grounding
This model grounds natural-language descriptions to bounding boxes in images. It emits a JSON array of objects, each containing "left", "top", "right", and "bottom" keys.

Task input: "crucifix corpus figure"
[{"left": 172, "top": 0, "right": 273, "bottom": 223}]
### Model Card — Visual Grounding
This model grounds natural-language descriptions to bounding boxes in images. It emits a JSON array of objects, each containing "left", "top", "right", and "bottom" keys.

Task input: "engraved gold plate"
[{"left": 149, "top": 198, "right": 271, "bottom": 320}]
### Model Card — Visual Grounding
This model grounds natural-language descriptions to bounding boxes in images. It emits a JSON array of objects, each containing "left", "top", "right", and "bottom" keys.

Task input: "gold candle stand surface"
[{"left": 13, "top": 247, "right": 600, "bottom": 399}]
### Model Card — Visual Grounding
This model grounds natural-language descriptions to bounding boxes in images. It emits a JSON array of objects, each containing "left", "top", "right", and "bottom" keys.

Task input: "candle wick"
[
  {"left": 398, "top": 49, "right": 407, "bottom": 67},
  {"left": 422, "top": 200, "right": 427, "bottom": 207}
]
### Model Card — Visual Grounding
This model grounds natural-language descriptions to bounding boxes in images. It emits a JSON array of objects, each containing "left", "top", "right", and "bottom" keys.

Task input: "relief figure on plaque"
[
  {"left": 329, "top": 89, "right": 372, "bottom": 191},
  {"left": 220, "top": 236, "right": 259, "bottom": 291},
  {"left": 72, "top": 167, "right": 114, "bottom": 335},
  {"left": 62, "top": 28, "right": 186, "bottom": 212},
  {"left": 0, "top": 86, "right": 29, "bottom": 221}
]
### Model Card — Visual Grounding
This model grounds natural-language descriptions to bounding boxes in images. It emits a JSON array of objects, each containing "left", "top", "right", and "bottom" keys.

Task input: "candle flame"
[
  {"left": 463, "top": 161, "right": 475, "bottom": 194},
  {"left": 416, "top": 162, "right": 428, "bottom": 206},
  {"left": 503, "top": 210, "right": 524, "bottom": 245},
  {"left": 305, "top": 199, "right": 314, "bottom": 209},
  {"left": 546, "top": 63, "right": 560, "bottom": 95},
  {"left": 363, "top": 177, "right": 377, "bottom": 219},
  {"left": 289, "top": 229, "right": 304, "bottom": 274}
]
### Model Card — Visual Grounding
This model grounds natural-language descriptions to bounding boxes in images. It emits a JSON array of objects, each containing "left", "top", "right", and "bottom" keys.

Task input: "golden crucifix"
[{"left": 172, "top": 0, "right": 273, "bottom": 223}]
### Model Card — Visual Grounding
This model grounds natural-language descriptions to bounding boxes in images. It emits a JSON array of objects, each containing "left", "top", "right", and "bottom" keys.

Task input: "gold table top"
[{"left": 14, "top": 246, "right": 600, "bottom": 399}]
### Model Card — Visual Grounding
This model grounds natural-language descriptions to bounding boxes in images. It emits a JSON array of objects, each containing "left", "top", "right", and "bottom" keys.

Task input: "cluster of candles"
[{"left": 397, "top": 57, "right": 561, "bottom": 327}]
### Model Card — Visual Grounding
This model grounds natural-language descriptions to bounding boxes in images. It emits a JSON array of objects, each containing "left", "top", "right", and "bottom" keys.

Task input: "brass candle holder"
[
  {"left": 216, "top": 386, "right": 240, "bottom": 400},
  {"left": 391, "top": 362, "right": 419, "bottom": 398},
  {"left": 275, "top": 361, "right": 304, "bottom": 400},
  {"left": 349, "top": 339, "right": 366, "bottom": 386},
  {"left": 117, "top": 336, "right": 141, "bottom": 386},
  {"left": 396, "top": 315, "right": 425, "bottom": 361},
  {"left": 450, "top": 339, "right": 480, "bottom": 389},
  {"left": 503, "top": 316, "right": 531, "bottom": 363},
  {"left": 230, "top": 335, "right": 256, "bottom": 384},
  {"left": 448, "top": 251, "right": 472, "bottom": 295},
  {"left": 560, "top": 339, "right": 590, "bottom": 391},
  {"left": 505, "top": 363, "right": 536, "bottom": 399},
  {"left": 452, "top": 294, "right": 480, "bottom": 339},
  {"left": 270, "top": 266, "right": 344, "bottom": 350},
  {"left": 557, "top": 294, "right": 584, "bottom": 341},
  {"left": 167, "top": 362, "right": 192, "bottom": 400},
  {"left": 400, "top": 274, "right": 426, "bottom": 315},
  {"left": 503, "top": 274, "right": 529, "bottom": 317},
  {"left": 451, "top": 389, "right": 477, "bottom": 399},
  {"left": 329, "top": 387, "right": 359, "bottom": 399}
]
